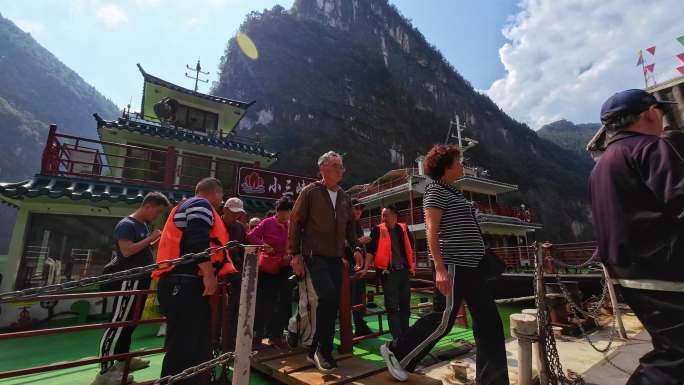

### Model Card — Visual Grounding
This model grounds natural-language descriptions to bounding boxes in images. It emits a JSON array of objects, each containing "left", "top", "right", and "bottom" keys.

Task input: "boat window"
[
  {"left": 174, "top": 103, "right": 219, "bottom": 133},
  {"left": 179, "top": 153, "right": 212, "bottom": 188},
  {"left": 122, "top": 143, "right": 165, "bottom": 185},
  {"left": 215, "top": 159, "right": 238, "bottom": 194},
  {"left": 15, "top": 214, "right": 121, "bottom": 290}
]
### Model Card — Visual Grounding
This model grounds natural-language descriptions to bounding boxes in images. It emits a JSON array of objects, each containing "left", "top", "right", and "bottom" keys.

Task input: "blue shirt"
[{"left": 104, "top": 216, "right": 152, "bottom": 273}]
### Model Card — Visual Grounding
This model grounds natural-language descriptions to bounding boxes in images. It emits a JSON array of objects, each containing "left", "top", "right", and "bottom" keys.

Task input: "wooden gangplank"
[{"left": 251, "top": 346, "right": 442, "bottom": 385}]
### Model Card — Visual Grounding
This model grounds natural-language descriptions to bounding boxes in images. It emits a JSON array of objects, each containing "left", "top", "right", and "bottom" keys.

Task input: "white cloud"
[
  {"left": 487, "top": 0, "right": 683, "bottom": 128},
  {"left": 95, "top": 4, "right": 129, "bottom": 28},
  {"left": 134, "top": 0, "right": 163, "bottom": 9},
  {"left": 14, "top": 19, "right": 45, "bottom": 35}
]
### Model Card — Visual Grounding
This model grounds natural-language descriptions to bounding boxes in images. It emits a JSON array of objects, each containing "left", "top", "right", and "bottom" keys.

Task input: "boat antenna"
[
  {"left": 445, "top": 114, "right": 467, "bottom": 163},
  {"left": 185, "top": 59, "right": 210, "bottom": 92}
]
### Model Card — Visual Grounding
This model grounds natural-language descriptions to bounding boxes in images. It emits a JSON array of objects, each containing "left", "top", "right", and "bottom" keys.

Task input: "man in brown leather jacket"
[{"left": 289, "top": 151, "right": 362, "bottom": 373}]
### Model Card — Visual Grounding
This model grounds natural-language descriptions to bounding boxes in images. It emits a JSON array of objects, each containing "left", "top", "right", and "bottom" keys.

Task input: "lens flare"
[{"left": 236, "top": 32, "right": 258, "bottom": 60}]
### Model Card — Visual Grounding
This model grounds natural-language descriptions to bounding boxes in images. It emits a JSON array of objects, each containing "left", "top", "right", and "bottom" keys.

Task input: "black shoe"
[
  {"left": 312, "top": 350, "right": 336, "bottom": 373},
  {"left": 287, "top": 331, "right": 299, "bottom": 349},
  {"left": 354, "top": 325, "right": 373, "bottom": 337}
]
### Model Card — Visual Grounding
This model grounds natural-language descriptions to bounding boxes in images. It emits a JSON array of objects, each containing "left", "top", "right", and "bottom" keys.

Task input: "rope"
[{"left": 0, "top": 241, "right": 246, "bottom": 303}]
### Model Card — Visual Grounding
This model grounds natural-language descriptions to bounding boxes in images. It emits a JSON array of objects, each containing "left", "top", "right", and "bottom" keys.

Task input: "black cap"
[{"left": 600, "top": 89, "right": 676, "bottom": 124}]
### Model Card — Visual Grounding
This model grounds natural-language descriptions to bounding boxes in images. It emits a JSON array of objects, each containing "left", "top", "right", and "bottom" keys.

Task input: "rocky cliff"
[{"left": 212, "top": 1, "right": 595, "bottom": 241}]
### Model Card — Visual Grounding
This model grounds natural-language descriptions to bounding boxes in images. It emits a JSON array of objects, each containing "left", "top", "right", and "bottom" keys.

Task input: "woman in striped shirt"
[{"left": 380, "top": 144, "right": 509, "bottom": 385}]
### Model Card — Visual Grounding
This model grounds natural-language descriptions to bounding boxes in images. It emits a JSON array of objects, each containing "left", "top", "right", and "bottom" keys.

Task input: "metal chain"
[
  {"left": 551, "top": 252, "right": 599, "bottom": 269},
  {"left": 153, "top": 351, "right": 236, "bottom": 385},
  {"left": 0, "top": 241, "right": 244, "bottom": 302},
  {"left": 556, "top": 276, "right": 617, "bottom": 353},
  {"left": 534, "top": 245, "right": 585, "bottom": 385}
]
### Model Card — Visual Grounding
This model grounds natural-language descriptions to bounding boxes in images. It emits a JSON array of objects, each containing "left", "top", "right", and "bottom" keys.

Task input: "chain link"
[
  {"left": 551, "top": 251, "right": 599, "bottom": 269},
  {"left": 535, "top": 244, "right": 585, "bottom": 385},
  {"left": 555, "top": 275, "right": 617, "bottom": 353},
  {"left": 153, "top": 351, "right": 236, "bottom": 385},
  {"left": 0, "top": 241, "right": 244, "bottom": 302}
]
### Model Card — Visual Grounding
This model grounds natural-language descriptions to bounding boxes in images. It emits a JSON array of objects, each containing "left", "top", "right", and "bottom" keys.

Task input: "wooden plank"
[
  {"left": 348, "top": 371, "right": 442, "bottom": 385},
  {"left": 252, "top": 352, "right": 441, "bottom": 385},
  {"left": 287, "top": 357, "right": 387, "bottom": 385},
  {"left": 253, "top": 346, "right": 308, "bottom": 363}
]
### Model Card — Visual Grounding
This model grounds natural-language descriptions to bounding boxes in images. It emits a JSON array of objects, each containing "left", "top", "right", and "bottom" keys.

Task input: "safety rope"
[{"left": 0, "top": 241, "right": 245, "bottom": 302}]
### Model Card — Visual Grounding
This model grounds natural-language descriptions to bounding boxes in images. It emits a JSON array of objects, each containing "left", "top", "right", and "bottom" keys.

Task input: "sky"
[{"left": 1, "top": 0, "right": 683, "bottom": 128}]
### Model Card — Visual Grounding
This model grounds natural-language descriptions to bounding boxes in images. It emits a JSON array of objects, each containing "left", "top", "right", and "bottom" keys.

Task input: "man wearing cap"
[
  {"left": 589, "top": 89, "right": 683, "bottom": 385},
  {"left": 222, "top": 197, "right": 248, "bottom": 351}
]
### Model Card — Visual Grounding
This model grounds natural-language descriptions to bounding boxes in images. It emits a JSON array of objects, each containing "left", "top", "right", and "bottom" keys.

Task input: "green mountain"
[
  {"left": 537, "top": 119, "right": 600, "bottom": 159},
  {"left": 0, "top": 13, "right": 120, "bottom": 252},
  {"left": 213, "top": 0, "right": 595, "bottom": 241}
]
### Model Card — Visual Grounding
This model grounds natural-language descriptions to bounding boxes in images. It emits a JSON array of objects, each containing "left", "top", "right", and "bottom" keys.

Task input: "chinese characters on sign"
[{"left": 238, "top": 167, "right": 316, "bottom": 201}]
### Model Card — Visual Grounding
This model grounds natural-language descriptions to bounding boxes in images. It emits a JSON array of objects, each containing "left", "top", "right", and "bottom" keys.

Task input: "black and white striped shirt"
[
  {"left": 423, "top": 181, "right": 484, "bottom": 267},
  {"left": 173, "top": 197, "right": 214, "bottom": 228}
]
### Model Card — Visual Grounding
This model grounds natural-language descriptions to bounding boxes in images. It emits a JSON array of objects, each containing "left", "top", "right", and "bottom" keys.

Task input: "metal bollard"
[
  {"left": 510, "top": 313, "right": 538, "bottom": 385},
  {"left": 522, "top": 308, "right": 541, "bottom": 375}
]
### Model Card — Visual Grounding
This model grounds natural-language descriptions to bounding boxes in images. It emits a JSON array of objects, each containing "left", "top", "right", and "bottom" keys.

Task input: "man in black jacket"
[{"left": 589, "top": 89, "right": 682, "bottom": 385}]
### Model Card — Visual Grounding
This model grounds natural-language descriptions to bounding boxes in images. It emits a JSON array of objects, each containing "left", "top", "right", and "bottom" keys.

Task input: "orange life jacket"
[
  {"left": 374, "top": 222, "right": 414, "bottom": 273},
  {"left": 152, "top": 202, "right": 236, "bottom": 279}
]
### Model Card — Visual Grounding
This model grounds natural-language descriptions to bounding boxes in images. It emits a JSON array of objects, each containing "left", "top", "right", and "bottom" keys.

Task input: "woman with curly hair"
[{"left": 380, "top": 144, "right": 509, "bottom": 385}]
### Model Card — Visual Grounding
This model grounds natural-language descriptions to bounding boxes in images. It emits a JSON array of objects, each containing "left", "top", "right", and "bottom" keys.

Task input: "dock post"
[
  {"left": 601, "top": 264, "right": 627, "bottom": 339},
  {"left": 522, "top": 308, "right": 540, "bottom": 375},
  {"left": 232, "top": 246, "right": 260, "bottom": 385},
  {"left": 510, "top": 313, "right": 537, "bottom": 385}
]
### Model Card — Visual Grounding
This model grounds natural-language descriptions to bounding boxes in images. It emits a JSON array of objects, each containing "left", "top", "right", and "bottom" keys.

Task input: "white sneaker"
[
  {"left": 380, "top": 343, "right": 408, "bottom": 382},
  {"left": 114, "top": 357, "right": 150, "bottom": 372},
  {"left": 156, "top": 323, "right": 167, "bottom": 337},
  {"left": 90, "top": 368, "right": 134, "bottom": 385}
]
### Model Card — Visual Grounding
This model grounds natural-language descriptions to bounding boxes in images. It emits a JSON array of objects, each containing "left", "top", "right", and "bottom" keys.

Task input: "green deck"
[{"left": 0, "top": 294, "right": 522, "bottom": 385}]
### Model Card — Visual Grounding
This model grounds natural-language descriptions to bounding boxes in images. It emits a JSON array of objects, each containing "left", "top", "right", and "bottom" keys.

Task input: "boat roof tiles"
[
  {"left": 95, "top": 115, "right": 278, "bottom": 159},
  {"left": 0, "top": 175, "right": 276, "bottom": 212},
  {"left": 0, "top": 175, "right": 190, "bottom": 206},
  {"left": 137, "top": 64, "right": 255, "bottom": 109}
]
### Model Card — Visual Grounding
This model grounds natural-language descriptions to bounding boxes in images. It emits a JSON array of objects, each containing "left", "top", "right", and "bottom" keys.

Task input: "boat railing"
[
  {"left": 358, "top": 202, "right": 533, "bottom": 230},
  {"left": 40, "top": 124, "right": 246, "bottom": 192},
  {"left": 0, "top": 289, "right": 164, "bottom": 382},
  {"left": 351, "top": 168, "right": 419, "bottom": 200}
]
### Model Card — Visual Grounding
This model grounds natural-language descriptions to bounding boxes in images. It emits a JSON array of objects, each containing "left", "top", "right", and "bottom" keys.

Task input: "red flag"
[
  {"left": 645, "top": 63, "right": 655, "bottom": 73},
  {"left": 678, "top": 66, "right": 684, "bottom": 76},
  {"left": 636, "top": 50, "right": 644, "bottom": 66},
  {"left": 646, "top": 46, "right": 656, "bottom": 55},
  {"left": 678, "top": 53, "right": 684, "bottom": 62}
]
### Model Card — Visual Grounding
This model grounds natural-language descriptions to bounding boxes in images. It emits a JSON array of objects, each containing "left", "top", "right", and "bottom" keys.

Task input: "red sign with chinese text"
[{"left": 237, "top": 167, "right": 317, "bottom": 201}]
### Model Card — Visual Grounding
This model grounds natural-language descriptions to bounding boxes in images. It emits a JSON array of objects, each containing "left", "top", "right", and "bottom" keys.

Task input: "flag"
[
  {"left": 645, "top": 64, "right": 655, "bottom": 73},
  {"left": 678, "top": 53, "right": 684, "bottom": 62},
  {"left": 636, "top": 50, "right": 644, "bottom": 66},
  {"left": 677, "top": 66, "right": 684, "bottom": 76},
  {"left": 646, "top": 46, "right": 656, "bottom": 55},
  {"left": 678, "top": 35, "right": 684, "bottom": 46}
]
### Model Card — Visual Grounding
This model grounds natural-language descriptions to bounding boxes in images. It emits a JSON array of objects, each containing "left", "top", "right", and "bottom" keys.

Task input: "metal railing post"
[
  {"left": 338, "top": 259, "right": 353, "bottom": 354},
  {"left": 601, "top": 264, "right": 627, "bottom": 339},
  {"left": 232, "top": 246, "right": 259, "bottom": 385}
]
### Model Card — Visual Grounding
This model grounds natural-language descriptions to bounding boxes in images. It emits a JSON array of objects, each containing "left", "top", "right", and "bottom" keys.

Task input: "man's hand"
[
  {"left": 202, "top": 274, "right": 218, "bottom": 296},
  {"left": 353, "top": 251, "right": 363, "bottom": 271},
  {"left": 357, "top": 235, "right": 371, "bottom": 245},
  {"left": 149, "top": 229, "right": 162, "bottom": 243},
  {"left": 283, "top": 254, "right": 292, "bottom": 264},
  {"left": 261, "top": 244, "right": 274, "bottom": 254},
  {"left": 291, "top": 254, "right": 305, "bottom": 277},
  {"left": 434, "top": 264, "right": 451, "bottom": 296}
]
